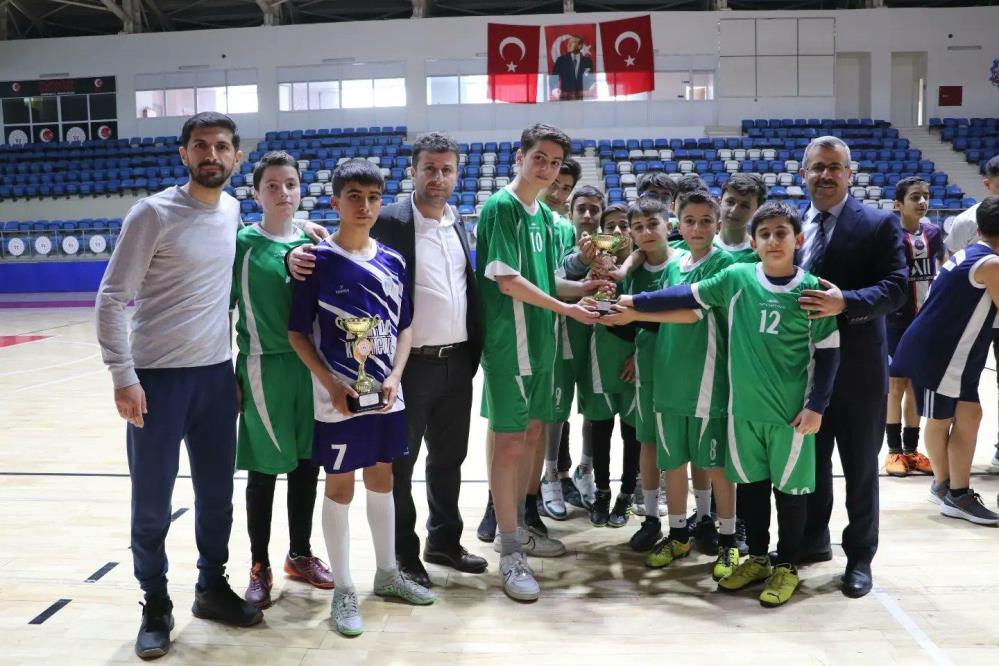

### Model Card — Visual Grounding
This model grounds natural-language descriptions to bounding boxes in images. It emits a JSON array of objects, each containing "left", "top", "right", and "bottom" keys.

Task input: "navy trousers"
[{"left": 127, "top": 361, "right": 237, "bottom": 596}]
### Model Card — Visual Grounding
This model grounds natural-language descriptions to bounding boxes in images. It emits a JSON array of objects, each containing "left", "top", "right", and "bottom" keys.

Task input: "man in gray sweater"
[{"left": 96, "top": 112, "right": 263, "bottom": 659}]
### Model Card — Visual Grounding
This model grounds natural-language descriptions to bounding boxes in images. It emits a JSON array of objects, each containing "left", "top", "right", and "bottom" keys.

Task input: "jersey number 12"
[{"left": 759, "top": 310, "right": 781, "bottom": 335}]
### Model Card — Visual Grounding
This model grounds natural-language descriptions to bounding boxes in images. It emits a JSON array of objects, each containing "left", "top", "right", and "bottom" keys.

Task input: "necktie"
[
  {"left": 573, "top": 54, "right": 580, "bottom": 76},
  {"left": 805, "top": 211, "right": 829, "bottom": 274}
]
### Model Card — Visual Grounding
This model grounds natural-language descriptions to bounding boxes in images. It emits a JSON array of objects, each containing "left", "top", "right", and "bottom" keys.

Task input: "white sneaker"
[
  {"left": 493, "top": 527, "right": 566, "bottom": 557},
  {"left": 500, "top": 552, "right": 540, "bottom": 602},
  {"left": 572, "top": 465, "right": 596, "bottom": 509},
  {"left": 540, "top": 477, "right": 568, "bottom": 520},
  {"left": 331, "top": 588, "right": 363, "bottom": 637}
]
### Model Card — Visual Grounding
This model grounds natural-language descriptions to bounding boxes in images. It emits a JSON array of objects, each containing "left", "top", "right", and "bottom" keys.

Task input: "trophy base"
[
  {"left": 594, "top": 299, "right": 619, "bottom": 316},
  {"left": 348, "top": 388, "right": 386, "bottom": 414}
]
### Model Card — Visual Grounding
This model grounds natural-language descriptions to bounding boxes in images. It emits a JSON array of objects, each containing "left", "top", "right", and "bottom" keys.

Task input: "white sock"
[
  {"left": 642, "top": 487, "right": 659, "bottom": 515},
  {"left": 365, "top": 489, "right": 397, "bottom": 573},
  {"left": 668, "top": 513, "right": 686, "bottom": 530},
  {"left": 694, "top": 488, "right": 712, "bottom": 521},
  {"left": 322, "top": 496, "right": 353, "bottom": 590},
  {"left": 718, "top": 517, "right": 736, "bottom": 535}
]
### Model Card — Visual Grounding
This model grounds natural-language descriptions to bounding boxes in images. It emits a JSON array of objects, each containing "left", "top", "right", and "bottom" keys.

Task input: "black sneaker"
[
  {"left": 476, "top": 493, "right": 497, "bottom": 542},
  {"left": 561, "top": 477, "right": 586, "bottom": 509},
  {"left": 135, "top": 594, "right": 174, "bottom": 660},
  {"left": 525, "top": 494, "right": 549, "bottom": 537},
  {"left": 692, "top": 515, "right": 720, "bottom": 554},
  {"left": 735, "top": 518, "right": 749, "bottom": 556},
  {"left": 590, "top": 489, "right": 612, "bottom": 527},
  {"left": 191, "top": 581, "right": 263, "bottom": 627},
  {"left": 628, "top": 516, "right": 662, "bottom": 552},
  {"left": 607, "top": 493, "right": 632, "bottom": 528}
]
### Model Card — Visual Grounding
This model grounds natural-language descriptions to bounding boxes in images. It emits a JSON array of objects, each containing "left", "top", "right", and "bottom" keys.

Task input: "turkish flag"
[
  {"left": 544, "top": 23, "right": 597, "bottom": 101},
  {"left": 599, "top": 15, "right": 654, "bottom": 96},
  {"left": 487, "top": 23, "right": 541, "bottom": 104}
]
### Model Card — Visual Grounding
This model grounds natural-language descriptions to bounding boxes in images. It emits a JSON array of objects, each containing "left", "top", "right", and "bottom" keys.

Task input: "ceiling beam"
[
  {"left": 0, "top": 2, "right": 8, "bottom": 40},
  {"left": 9, "top": 0, "right": 49, "bottom": 36},
  {"left": 140, "top": 0, "right": 173, "bottom": 29}
]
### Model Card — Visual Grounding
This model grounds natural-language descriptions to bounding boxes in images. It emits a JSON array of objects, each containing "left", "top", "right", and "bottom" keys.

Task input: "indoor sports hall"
[{"left": 2, "top": 3, "right": 999, "bottom": 664}]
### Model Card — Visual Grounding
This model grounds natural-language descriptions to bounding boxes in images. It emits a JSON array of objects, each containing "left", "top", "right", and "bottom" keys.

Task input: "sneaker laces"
[
  {"left": 717, "top": 547, "right": 735, "bottom": 567},
  {"left": 335, "top": 591, "right": 359, "bottom": 616},
  {"left": 770, "top": 563, "right": 795, "bottom": 585}
]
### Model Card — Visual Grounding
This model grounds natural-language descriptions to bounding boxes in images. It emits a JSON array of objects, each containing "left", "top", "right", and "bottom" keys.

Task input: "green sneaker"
[
  {"left": 644, "top": 538, "right": 693, "bottom": 569},
  {"left": 759, "top": 563, "right": 799, "bottom": 608},
  {"left": 374, "top": 568, "right": 436, "bottom": 606},
  {"left": 717, "top": 556, "right": 771, "bottom": 592},
  {"left": 331, "top": 588, "right": 363, "bottom": 637},
  {"left": 712, "top": 546, "right": 740, "bottom": 582}
]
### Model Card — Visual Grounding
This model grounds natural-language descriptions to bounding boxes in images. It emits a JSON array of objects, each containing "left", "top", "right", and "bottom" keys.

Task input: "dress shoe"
[
  {"left": 841, "top": 565, "right": 873, "bottom": 598},
  {"left": 398, "top": 558, "right": 433, "bottom": 589},
  {"left": 770, "top": 548, "right": 834, "bottom": 565},
  {"left": 424, "top": 544, "right": 488, "bottom": 574}
]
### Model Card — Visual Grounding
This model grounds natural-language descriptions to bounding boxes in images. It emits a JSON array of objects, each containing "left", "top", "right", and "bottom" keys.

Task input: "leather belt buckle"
[{"left": 436, "top": 344, "right": 454, "bottom": 358}]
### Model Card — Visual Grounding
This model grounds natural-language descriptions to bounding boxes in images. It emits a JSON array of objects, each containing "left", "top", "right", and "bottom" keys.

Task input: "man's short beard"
[{"left": 187, "top": 165, "right": 231, "bottom": 189}]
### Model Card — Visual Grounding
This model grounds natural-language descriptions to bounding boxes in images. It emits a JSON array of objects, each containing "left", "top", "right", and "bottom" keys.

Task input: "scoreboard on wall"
[{"left": 1, "top": 76, "right": 118, "bottom": 145}]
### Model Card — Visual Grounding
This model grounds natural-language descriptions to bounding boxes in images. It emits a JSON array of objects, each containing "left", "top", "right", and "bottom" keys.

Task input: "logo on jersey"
[{"left": 991, "top": 59, "right": 999, "bottom": 90}]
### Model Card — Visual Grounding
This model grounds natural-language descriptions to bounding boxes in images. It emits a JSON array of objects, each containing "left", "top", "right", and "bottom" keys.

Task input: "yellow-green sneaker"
[
  {"left": 717, "top": 555, "right": 771, "bottom": 592},
  {"left": 644, "top": 537, "right": 692, "bottom": 569},
  {"left": 759, "top": 563, "right": 799, "bottom": 608},
  {"left": 712, "top": 546, "right": 740, "bottom": 582}
]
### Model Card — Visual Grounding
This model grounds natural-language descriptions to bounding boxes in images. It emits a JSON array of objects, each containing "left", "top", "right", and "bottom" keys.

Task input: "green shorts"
[
  {"left": 635, "top": 382, "right": 657, "bottom": 444},
  {"left": 481, "top": 370, "right": 554, "bottom": 433},
  {"left": 725, "top": 417, "right": 815, "bottom": 495},
  {"left": 236, "top": 352, "right": 314, "bottom": 474},
  {"left": 655, "top": 412, "right": 727, "bottom": 471},
  {"left": 578, "top": 383, "right": 637, "bottom": 427},
  {"left": 550, "top": 357, "right": 575, "bottom": 424}
]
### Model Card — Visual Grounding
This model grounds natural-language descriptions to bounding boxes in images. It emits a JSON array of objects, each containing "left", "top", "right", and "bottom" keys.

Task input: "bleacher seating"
[{"left": 929, "top": 117, "right": 999, "bottom": 174}]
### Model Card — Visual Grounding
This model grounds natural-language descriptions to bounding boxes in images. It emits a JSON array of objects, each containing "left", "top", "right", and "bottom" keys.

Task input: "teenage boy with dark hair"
[
  {"left": 883, "top": 177, "right": 944, "bottom": 477},
  {"left": 717, "top": 173, "right": 768, "bottom": 260}
]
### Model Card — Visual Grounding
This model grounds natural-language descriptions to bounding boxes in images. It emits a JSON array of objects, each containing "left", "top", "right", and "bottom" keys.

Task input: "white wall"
[{"left": 0, "top": 7, "right": 997, "bottom": 140}]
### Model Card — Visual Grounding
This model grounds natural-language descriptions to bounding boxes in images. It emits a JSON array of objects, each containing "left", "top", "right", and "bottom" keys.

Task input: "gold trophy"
[
  {"left": 590, "top": 233, "right": 624, "bottom": 315},
  {"left": 335, "top": 315, "right": 386, "bottom": 413}
]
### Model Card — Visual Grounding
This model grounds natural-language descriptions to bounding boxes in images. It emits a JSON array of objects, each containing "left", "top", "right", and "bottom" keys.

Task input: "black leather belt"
[{"left": 411, "top": 341, "right": 466, "bottom": 359}]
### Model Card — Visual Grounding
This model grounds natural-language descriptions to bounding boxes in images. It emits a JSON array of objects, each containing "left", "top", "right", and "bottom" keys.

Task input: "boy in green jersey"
[
  {"left": 231, "top": 151, "right": 334, "bottom": 609},
  {"left": 613, "top": 201, "right": 841, "bottom": 608},
  {"left": 607, "top": 192, "right": 738, "bottom": 579},
  {"left": 715, "top": 173, "right": 767, "bottom": 261},
  {"left": 578, "top": 204, "right": 643, "bottom": 528},
  {"left": 476, "top": 123, "right": 603, "bottom": 602}
]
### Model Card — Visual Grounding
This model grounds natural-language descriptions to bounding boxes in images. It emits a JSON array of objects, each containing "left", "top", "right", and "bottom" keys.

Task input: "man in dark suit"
[
  {"left": 551, "top": 36, "right": 593, "bottom": 101},
  {"left": 287, "top": 132, "right": 486, "bottom": 588},
  {"left": 796, "top": 136, "right": 907, "bottom": 598},
  {"left": 369, "top": 132, "right": 486, "bottom": 586}
]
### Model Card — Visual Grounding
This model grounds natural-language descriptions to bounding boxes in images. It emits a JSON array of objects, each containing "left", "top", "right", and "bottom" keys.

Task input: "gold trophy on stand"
[
  {"left": 589, "top": 233, "right": 624, "bottom": 315},
  {"left": 335, "top": 315, "right": 386, "bottom": 413}
]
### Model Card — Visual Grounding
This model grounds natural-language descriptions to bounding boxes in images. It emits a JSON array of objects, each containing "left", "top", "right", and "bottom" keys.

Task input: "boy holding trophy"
[{"left": 288, "top": 159, "right": 435, "bottom": 637}]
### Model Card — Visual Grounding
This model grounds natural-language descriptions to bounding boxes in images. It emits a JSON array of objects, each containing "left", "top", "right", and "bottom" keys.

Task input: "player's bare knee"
[
  {"left": 324, "top": 472, "right": 355, "bottom": 504},
  {"left": 362, "top": 462, "right": 393, "bottom": 492}
]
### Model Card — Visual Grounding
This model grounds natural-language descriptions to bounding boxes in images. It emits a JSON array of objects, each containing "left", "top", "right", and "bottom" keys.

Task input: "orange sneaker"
[
  {"left": 884, "top": 452, "right": 908, "bottom": 477},
  {"left": 903, "top": 451, "right": 933, "bottom": 475}
]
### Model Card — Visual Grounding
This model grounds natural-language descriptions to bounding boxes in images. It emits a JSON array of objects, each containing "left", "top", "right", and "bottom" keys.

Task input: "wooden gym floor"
[{"left": 1, "top": 305, "right": 998, "bottom": 665}]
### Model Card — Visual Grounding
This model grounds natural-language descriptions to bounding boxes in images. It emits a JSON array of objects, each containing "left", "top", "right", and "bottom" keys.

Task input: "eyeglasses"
[{"left": 806, "top": 163, "right": 848, "bottom": 175}]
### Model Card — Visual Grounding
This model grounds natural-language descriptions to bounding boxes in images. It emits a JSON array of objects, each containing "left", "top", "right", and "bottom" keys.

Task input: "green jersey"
[
  {"left": 692, "top": 263, "right": 840, "bottom": 425},
  {"left": 629, "top": 257, "right": 670, "bottom": 389},
  {"left": 671, "top": 237, "right": 757, "bottom": 263},
  {"left": 476, "top": 188, "right": 558, "bottom": 376},
  {"left": 231, "top": 224, "right": 309, "bottom": 355},
  {"left": 552, "top": 212, "right": 577, "bottom": 262},
  {"left": 652, "top": 246, "right": 734, "bottom": 418}
]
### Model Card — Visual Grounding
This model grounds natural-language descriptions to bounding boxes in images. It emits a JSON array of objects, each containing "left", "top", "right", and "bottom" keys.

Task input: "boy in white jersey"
[
  {"left": 476, "top": 123, "right": 603, "bottom": 602},
  {"left": 288, "top": 159, "right": 435, "bottom": 637},
  {"left": 612, "top": 201, "right": 841, "bottom": 607},
  {"left": 232, "top": 152, "right": 334, "bottom": 609}
]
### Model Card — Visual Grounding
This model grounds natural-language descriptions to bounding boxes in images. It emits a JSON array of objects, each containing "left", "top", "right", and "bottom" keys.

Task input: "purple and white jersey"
[{"left": 289, "top": 238, "right": 411, "bottom": 423}]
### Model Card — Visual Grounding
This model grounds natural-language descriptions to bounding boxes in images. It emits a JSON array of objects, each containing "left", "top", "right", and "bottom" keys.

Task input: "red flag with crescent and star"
[
  {"left": 598, "top": 15, "right": 654, "bottom": 96},
  {"left": 487, "top": 23, "right": 541, "bottom": 104}
]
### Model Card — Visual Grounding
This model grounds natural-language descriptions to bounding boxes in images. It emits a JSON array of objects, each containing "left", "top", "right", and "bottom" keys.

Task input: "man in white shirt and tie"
[{"left": 288, "top": 132, "right": 486, "bottom": 588}]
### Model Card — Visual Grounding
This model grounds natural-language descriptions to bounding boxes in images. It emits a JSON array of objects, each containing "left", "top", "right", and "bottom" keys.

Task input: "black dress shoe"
[
  {"left": 842, "top": 566, "right": 873, "bottom": 598},
  {"left": 423, "top": 545, "right": 488, "bottom": 574},
  {"left": 770, "top": 548, "right": 834, "bottom": 565},
  {"left": 135, "top": 594, "right": 174, "bottom": 660},
  {"left": 191, "top": 581, "right": 263, "bottom": 627},
  {"left": 398, "top": 558, "right": 433, "bottom": 588}
]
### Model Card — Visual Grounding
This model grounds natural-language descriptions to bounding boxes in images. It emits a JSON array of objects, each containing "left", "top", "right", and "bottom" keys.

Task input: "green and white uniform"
[
  {"left": 630, "top": 257, "right": 670, "bottom": 444},
  {"left": 231, "top": 224, "right": 314, "bottom": 474},
  {"left": 551, "top": 212, "right": 579, "bottom": 422},
  {"left": 477, "top": 188, "right": 559, "bottom": 432},
  {"left": 691, "top": 263, "right": 840, "bottom": 493},
  {"left": 652, "top": 247, "right": 733, "bottom": 471},
  {"left": 671, "top": 237, "right": 757, "bottom": 263}
]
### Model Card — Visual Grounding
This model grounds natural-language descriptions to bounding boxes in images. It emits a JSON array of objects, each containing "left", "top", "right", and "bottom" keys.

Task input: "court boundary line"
[{"left": 873, "top": 584, "right": 955, "bottom": 666}]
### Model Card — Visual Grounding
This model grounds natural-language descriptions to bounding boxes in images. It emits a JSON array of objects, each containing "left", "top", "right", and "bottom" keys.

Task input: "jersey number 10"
[
  {"left": 530, "top": 230, "right": 544, "bottom": 253},
  {"left": 759, "top": 310, "right": 781, "bottom": 335}
]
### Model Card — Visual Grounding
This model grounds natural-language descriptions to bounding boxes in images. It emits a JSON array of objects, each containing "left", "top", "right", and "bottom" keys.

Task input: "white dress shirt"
[
  {"left": 801, "top": 194, "right": 849, "bottom": 269},
  {"left": 410, "top": 197, "right": 469, "bottom": 347}
]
